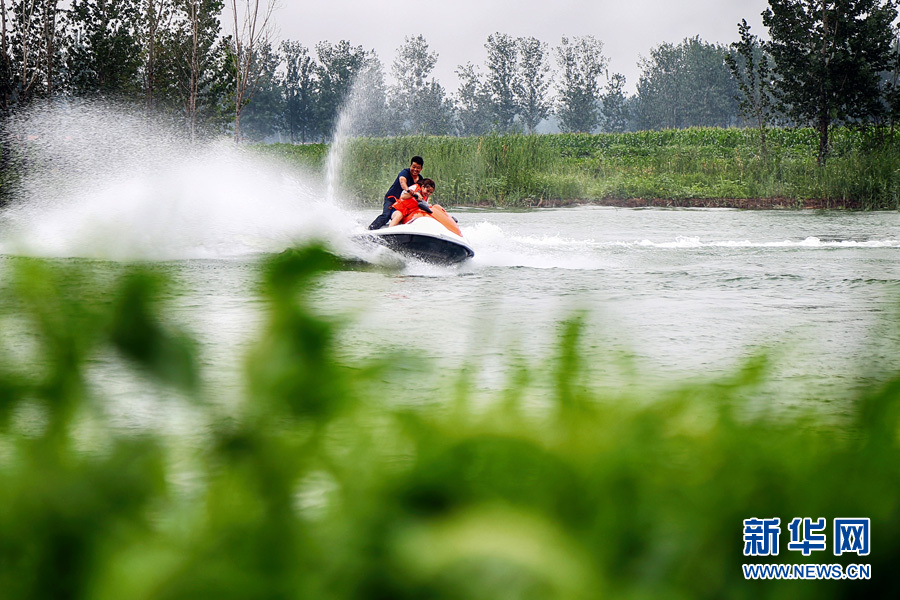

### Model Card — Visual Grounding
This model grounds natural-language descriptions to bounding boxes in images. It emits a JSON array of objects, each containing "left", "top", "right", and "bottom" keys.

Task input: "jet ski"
[{"left": 362, "top": 204, "right": 474, "bottom": 265}]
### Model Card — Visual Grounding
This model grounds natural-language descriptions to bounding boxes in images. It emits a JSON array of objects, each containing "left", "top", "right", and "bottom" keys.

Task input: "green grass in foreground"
[
  {"left": 264, "top": 128, "right": 900, "bottom": 209},
  {"left": 1, "top": 248, "right": 899, "bottom": 599}
]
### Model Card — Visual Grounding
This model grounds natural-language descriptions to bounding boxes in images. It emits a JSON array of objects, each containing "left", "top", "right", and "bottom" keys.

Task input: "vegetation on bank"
[
  {"left": 261, "top": 128, "right": 900, "bottom": 210},
  {"left": 1, "top": 248, "right": 899, "bottom": 598}
]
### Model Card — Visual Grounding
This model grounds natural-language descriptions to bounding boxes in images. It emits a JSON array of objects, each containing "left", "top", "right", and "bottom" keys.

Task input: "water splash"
[
  {"left": 323, "top": 65, "right": 387, "bottom": 206},
  {"left": 0, "top": 100, "right": 360, "bottom": 260}
]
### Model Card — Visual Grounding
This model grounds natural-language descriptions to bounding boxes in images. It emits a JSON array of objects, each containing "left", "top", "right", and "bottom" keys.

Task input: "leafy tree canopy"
[{"left": 763, "top": 0, "right": 899, "bottom": 164}]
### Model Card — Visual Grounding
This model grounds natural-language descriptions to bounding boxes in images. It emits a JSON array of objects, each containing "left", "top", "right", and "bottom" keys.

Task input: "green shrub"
[{"left": 2, "top": 251, "right": 897, "bottom": 598}]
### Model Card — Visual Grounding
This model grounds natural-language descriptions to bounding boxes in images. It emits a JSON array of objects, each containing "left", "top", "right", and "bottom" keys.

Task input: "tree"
[
  {"left": 601, "top": 72, "right": 629, "bottom": 132},
  {"left": 8, "top": 0, "right": 65, "bottom": 104},
  {"left": 314, "top": 40, "right": 369, "bottom": 140},
  {"left": 411, "top": 78, "right": 453, "bottom": 135},
  {"left": 555, "top": 35, "right": 607, "bottom": 133},
  {"left": 454, "top": 62, "right": 492, "bottom": 136},
  {"left": 389, "top": 34, "right": 435, "bottom": 133},
  {"left": 635, "top": 41, "right": 680, "bottom": 129},
  {"left": 184, "top": 0, "right": 203, "bottom": 137},
  {"left": 635, "top": 37, "right": 737, "bottom": 130},
  {"left": 227, "top": 0, "right": 276, "bottom": 141},
  {"left": 279, "top": 40, "right": 316, "bottom": 142},
  {"left": 387, "top": 35, "right": 451, "bottom": 135},
  {"left": 155, "top": 0, "right": 229, "bottom": 138},
  {"left": 882, "top": 35, "right": 900, "bottom": 134},
  {"left": 484, "top": 32, "right": 518, "bottom": 131},
  {"left": 65, "top": 0, "right": 143, "bottom": 97},
  {"left": 763, "top": 0, "right": 898, "bottom": 165},
  {"left": 726, "top": 19, "right": 777, "bottom": 158},
  {"left": 1, "top": 0, "right": 10, "bottom": 113},
  {"left": 236, "top": 40, "right": 282, "bottom": 140},
  {"left": 514, "top": 36, "right": 551, "bottom": 133},
  {"left": 138, "top": 0, "right": 174, "bottom": 111}
]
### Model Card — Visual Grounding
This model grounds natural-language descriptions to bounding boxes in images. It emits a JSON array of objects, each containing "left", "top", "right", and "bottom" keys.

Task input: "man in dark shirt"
[{"left": 368, "top": 156, "right": 424, "bottom": 229}]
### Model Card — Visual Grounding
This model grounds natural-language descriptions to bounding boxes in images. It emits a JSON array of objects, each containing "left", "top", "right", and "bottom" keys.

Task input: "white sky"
[{"left": 269, "top": 0, "right": 770, "bottom": 93}]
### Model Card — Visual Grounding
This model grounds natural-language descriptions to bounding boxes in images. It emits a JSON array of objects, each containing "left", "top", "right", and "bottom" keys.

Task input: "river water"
[
  {"left": 326, "top": 206, "right": 900, "bottom": 417},
  {"left": 8, "top": 203, "right": 898, "bottom": 426}
]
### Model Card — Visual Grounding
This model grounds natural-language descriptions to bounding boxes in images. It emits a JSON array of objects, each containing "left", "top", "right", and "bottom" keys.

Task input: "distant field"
[{"left": 260, "top": 128, "right": 900, "bottom": 210}]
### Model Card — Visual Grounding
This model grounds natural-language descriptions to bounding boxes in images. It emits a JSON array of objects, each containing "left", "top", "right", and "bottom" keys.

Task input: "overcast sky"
[{"left": 270, "top": 0, "right": 771, "bottom": 93}]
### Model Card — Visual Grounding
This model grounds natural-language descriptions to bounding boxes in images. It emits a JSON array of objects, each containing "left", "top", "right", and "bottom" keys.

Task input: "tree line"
[
  {"left": 0, "top": 0, "right": 743, "bottom": 141},
  {"left": 2, "top": 0, "right": 900, "bottom": 164}
]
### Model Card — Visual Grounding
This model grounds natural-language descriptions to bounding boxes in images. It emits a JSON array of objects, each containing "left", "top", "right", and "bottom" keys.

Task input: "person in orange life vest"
[{"left": 388, "top": 179, "right": 436, "bottom": 227}]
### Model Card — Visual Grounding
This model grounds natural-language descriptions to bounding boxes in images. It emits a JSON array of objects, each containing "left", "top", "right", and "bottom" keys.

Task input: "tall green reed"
[{"left": 265, "top": 128, "right": 900, "bottom": 209}]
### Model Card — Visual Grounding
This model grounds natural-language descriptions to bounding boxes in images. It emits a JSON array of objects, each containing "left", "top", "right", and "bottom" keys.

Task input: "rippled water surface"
[
  {"left": 322, "top": 207, "right": 900, "bottom": 411},
  {"left": 4, "top": 202, "right": 900, "bottom": 425},
  {"left": 21, "top": 205, "right": 886, "bottom": 423}
]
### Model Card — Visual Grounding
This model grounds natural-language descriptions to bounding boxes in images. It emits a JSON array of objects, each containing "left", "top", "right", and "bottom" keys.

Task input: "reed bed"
[{"left": 265, "top": 128, "right": 900, "bottom": 209}]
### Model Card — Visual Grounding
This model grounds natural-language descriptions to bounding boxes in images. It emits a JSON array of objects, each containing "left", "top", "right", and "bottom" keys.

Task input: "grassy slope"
[{"left": 261, "top": 128, "right": 900, "bottom": 210}]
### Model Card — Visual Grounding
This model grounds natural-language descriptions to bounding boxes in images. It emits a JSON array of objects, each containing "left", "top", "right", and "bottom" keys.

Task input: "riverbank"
[
  {"left": 260, "top": 128, "right": 900, "bottom": 210},
  {"left": 462, "top": 197, "right": 863, "bottom": 210}
]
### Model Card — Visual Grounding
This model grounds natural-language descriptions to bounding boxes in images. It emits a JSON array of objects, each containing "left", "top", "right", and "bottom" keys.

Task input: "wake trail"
[{"left": 464, "top": 222, "right": 899, "bottom": 269}]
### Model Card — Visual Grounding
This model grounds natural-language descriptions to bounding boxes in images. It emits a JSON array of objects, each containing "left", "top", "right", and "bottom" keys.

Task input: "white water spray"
[
  {"left": 0, "top": 100, "right": 361, "bottom": 260},
  {"left": 323, "top": 66, "right": 387, "bottom": 206}
]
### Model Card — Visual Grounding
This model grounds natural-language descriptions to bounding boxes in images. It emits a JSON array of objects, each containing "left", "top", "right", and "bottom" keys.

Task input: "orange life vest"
[
  {"left": 391, "top": 184, "right": 432, "bottom": 223},
  {"left": 391, "top": 185, "right": 462, "bottom": 235}
]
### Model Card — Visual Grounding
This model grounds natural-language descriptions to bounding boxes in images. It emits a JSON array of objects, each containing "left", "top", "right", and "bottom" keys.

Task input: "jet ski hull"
[
  {"left": 368, "top": 230, "right": 474, "bottom": 264},
  {"left": 364, "top": 208, "right": 474, "bottom": 265}
]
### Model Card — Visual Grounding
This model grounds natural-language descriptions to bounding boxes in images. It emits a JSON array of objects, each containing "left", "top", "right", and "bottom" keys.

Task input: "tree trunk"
[
  {"left": 42, "top": 1, "right": 57, "bottom": 97},
  {"left": 229, "top": 0, "right": 275, "bottom": 143},
  {"left": 18, "top": 0, "right": 39, "bottom": 102},
  {"left": 145, "top": 0, "right": 157, "bottom": 111},
  {"left": 1, "top": 0, "right": 8, "bottom": 113},
  {"left": 189, "top": 2, "right": 199, "bottom": 142}
]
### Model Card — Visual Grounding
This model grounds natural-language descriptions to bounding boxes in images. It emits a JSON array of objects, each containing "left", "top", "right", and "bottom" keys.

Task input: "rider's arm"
[{"left": 399, "top": 186, "right": 421, "bottom": 200}]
